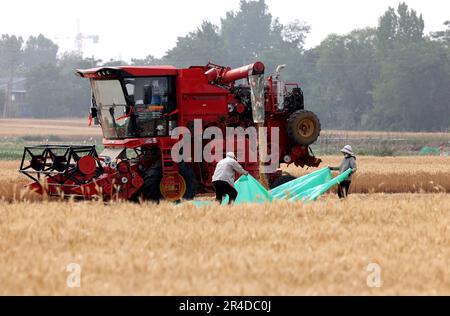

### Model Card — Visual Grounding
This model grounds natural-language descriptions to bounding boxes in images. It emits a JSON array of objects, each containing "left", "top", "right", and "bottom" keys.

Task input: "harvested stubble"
[
  {"left": 0, "top": 118, "right": 101, "bottom": 137},
  {"left": 0, "top": 194, "right": 448, "bottom": 295}
]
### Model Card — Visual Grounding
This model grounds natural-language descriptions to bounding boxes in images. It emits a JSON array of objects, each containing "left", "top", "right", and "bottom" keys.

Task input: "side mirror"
[
  {"left": 90, "top": 107, "right": 100, "bottom": 125},
  {"left": 90, "top": 107, "right": 98, "bottom": 118}
]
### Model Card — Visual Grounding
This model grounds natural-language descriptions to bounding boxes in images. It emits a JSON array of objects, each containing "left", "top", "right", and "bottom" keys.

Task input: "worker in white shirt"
[{"left": 212, "top": 152, "right": 249, "bottom": 204}]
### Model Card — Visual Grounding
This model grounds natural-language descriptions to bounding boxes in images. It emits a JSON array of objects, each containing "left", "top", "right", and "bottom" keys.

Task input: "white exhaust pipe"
[{"left": 275, "top": 65, "right": 286, "bottom": 111}]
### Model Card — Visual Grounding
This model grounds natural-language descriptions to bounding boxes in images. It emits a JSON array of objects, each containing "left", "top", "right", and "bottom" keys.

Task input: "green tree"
[
  {"left": 101, "top": 59, "right": 129, "bottom": 67},
  {"left": 26, "top": 53, "right": 98, "bottom": 118},
  {"left": 282, "top": 19, "right": 311, "bottom": 49},
  {"left": 131, "top": 55, "right": 162, "bottom": 66},
  {"left": 164, "top": 21, "right": 225, "bottom": 67},
  {"left": 377, "top": 2, "right": 424, "bottom": 53},
  {"left": 25, "top": 63, "right": 62, "bottom": 118},
  {"left": 161, "top": 0, "right": 309, "bottom": 73},
  {"left": 303, "top": 28, "right": 379, "bottom": 129},
  {"left": 257, "top": 17, "right": 310, "bottom": 77},
  {"left": 370, "top": 41, "right": 450, "bottom": 131},
  {"left": 58, "top": 53, "right": 98, "bottom": 117},
  {"left": 220, "top": 0, "right": 277, "bottom": 66},
  {"left": 431, "top": 21, "right": 450, "bottom": 45},
  {"left": 23, "top": 34, "right": 58, "bottom": 69}
]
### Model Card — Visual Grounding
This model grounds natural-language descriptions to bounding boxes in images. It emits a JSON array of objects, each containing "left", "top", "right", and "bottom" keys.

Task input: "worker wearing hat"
[
  {"left": 330, "top": 145, "right": 357, "bottom": 199},
  {"left": 212, "top": 152, "right": 249, "bottom": 204}
]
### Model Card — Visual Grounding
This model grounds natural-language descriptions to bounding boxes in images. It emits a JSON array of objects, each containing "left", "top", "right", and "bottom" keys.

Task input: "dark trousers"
[
  {"left": 213, "top": 180, "right": 238, "bottom": 204},
  {"left": 337, "top": 180, "right": 352, "bottom": 199}
]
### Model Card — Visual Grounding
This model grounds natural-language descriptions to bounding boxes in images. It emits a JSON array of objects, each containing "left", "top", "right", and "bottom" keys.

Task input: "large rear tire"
[
  {"left": 287, "top": 110, "right": 321, "bottom": 146},
  {"left": 140, "top": 161, "right": 198, "bottom": 202}
]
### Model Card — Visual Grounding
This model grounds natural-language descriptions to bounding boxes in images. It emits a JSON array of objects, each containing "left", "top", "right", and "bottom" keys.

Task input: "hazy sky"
[{"left": 1, "top": 0, "right": 449, "bottom": 62}]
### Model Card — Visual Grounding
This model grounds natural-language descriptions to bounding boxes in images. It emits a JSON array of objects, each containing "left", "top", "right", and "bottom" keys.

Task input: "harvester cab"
[{"left": 19, "top": 62, "right": 322, "bottom": 201}]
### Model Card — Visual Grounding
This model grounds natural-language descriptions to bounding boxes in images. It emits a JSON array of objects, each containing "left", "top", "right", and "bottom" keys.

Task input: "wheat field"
[
  {"left": 0, "top": 118, "right": 102, "bottom": 137},
  {"left": 0, "top": 195, "right": 448, "bottom": 295},
  {"left": 3, "top": 156, "right": 450, "bottom": 201},
  {"left": 0, "top": 120, "right": 449, "bottom": 295},
  {"left": 0, "top": 158, "right": 449, "bottom": 295}
]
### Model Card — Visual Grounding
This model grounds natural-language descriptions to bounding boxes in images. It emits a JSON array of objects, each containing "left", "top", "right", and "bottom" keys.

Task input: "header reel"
[{"left": 19, "top": 145, "right": 103, "bottom": 197}]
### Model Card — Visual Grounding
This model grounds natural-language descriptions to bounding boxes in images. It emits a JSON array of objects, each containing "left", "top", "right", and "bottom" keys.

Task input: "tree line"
[{"left": 1, "top": 0, "right": 449, "bottom": 131}]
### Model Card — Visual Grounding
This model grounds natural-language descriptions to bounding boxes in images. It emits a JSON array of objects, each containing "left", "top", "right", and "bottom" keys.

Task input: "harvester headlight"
[
  {"left": 283, "top": 155, "right": 292, "bottom": 163},
  {"left": 121, "top": 177, "right": 128, "bottom": 184},
  {"left": 228, "top": 104, "right": 234, "bottom": 112}
]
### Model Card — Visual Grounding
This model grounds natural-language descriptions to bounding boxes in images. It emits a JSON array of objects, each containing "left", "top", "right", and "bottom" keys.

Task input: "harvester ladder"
[{"left": 161, "top": 147, "right": 179, "bottom": 175}]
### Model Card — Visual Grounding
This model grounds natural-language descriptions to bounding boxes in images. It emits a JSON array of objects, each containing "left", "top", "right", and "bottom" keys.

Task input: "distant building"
[{"left": 0, "top": 77, "right": 29, "bottom": 118}]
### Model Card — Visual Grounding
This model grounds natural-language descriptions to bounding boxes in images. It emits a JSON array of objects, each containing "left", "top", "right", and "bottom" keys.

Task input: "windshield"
[
  {"left": 91, "top": 77, "right": 177, "bottom": 139},
  {"left": 92, "top": 80, "right": 126, "bottom": 106}
]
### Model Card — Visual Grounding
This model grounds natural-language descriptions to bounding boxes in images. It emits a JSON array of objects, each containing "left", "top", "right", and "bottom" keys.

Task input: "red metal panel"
[
  {"left": 120, "top": 66, "right": 178, "bottom": 76},
  {"left": 77, "top": 66, "right": 178, "bottom": 78},
  {"left": 176, "top": 68, "right": 229, "bottom": 124}
]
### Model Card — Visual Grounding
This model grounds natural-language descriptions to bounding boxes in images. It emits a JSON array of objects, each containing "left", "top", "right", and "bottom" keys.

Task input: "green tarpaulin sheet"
[
  {"left": 419, "top": 146, "right": 440, "bottom": 155},
  {"left": 283, "top": 168, "right": 353, "bottom": 202},
  {"left": 191, "top": 167, "right": 352, "bottom": 206},
  {"left": 222, "top": 174, "right": 272, "bottom": 205},
  {"left": 270, "top": 168, "right": 333, "bottom": 200}
]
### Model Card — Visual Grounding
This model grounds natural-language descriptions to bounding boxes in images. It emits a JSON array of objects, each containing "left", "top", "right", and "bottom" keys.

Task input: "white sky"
[{"left": 0, "top": 0, "right": 449, "bottom": 62}]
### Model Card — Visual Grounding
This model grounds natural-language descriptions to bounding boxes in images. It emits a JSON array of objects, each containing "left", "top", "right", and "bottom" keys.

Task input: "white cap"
[
  {"left": 226, "top": 152, "right": 236, "bottom": 160},
  {"left": 341, "top": 145, "right": 354, "bottom": 156}
]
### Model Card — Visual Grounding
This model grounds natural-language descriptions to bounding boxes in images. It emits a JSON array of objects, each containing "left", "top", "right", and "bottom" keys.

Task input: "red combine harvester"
[{"left": 19, "top": 61, "right": 321, "bottom": 201}]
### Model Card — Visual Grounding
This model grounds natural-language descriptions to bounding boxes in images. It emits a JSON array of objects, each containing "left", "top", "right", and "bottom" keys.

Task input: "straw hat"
[{"left": 340, "top": 145, "right": 354, "bottom": 156}]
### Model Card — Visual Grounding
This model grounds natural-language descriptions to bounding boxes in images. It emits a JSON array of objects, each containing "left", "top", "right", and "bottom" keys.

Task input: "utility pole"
[
  {"left": 2, "top": 85, "right": 8, "bottom": 118},
  {"left": 2, "top": 77, "right": 13, "bottom": 119}
]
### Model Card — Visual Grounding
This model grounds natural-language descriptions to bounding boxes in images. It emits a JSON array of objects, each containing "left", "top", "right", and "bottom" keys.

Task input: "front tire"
[
  {"left": 140, "top": 161, "right": 198, "bottom": 202},
  {"left": 178, "top": 162, "right": 199, "bottom": 200},
  {"left": 141, "top": 161, "right": 163, "bottom": 202}
]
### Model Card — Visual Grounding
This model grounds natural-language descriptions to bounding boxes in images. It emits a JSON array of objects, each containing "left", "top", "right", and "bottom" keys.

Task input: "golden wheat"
[
  {"left": 285, "top": 156, "right": 450, "bottom": 194},
  {"left": 322, "top": 129, "right": 450, "bottom": 141},
  {"left": 0, "top": 195, "right": 448, "bottom": 295},
  {"left": 3, "top": 156, "right": 450, "bottom": 201},
  {"left": 1, "top": 120, "right": 449, "bottom": 295}
]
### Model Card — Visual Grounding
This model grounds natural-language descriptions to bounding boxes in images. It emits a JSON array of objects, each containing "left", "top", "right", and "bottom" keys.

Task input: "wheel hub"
[
  {"left": 159, "top": 174, "right": 187, "bottom": 201},
  {"left": 297, "top": 118, "right": 315, "bottom": 138}
]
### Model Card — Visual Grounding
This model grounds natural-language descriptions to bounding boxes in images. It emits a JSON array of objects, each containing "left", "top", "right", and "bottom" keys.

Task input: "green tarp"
[
  {"left": 281, "top": 168, "right": 353, "bottom": 202},
  {"left": 191, "top": 167, "right": 352, "bottom": 206},
  {"left": 222, "top": 174, "right": 272, "bottom": 205},
  {"left": 419, "top": 146, "right": 440, "bottom": 155},
  {"left": 270, "top": 168, "right": 333, "bottom": 200}
]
